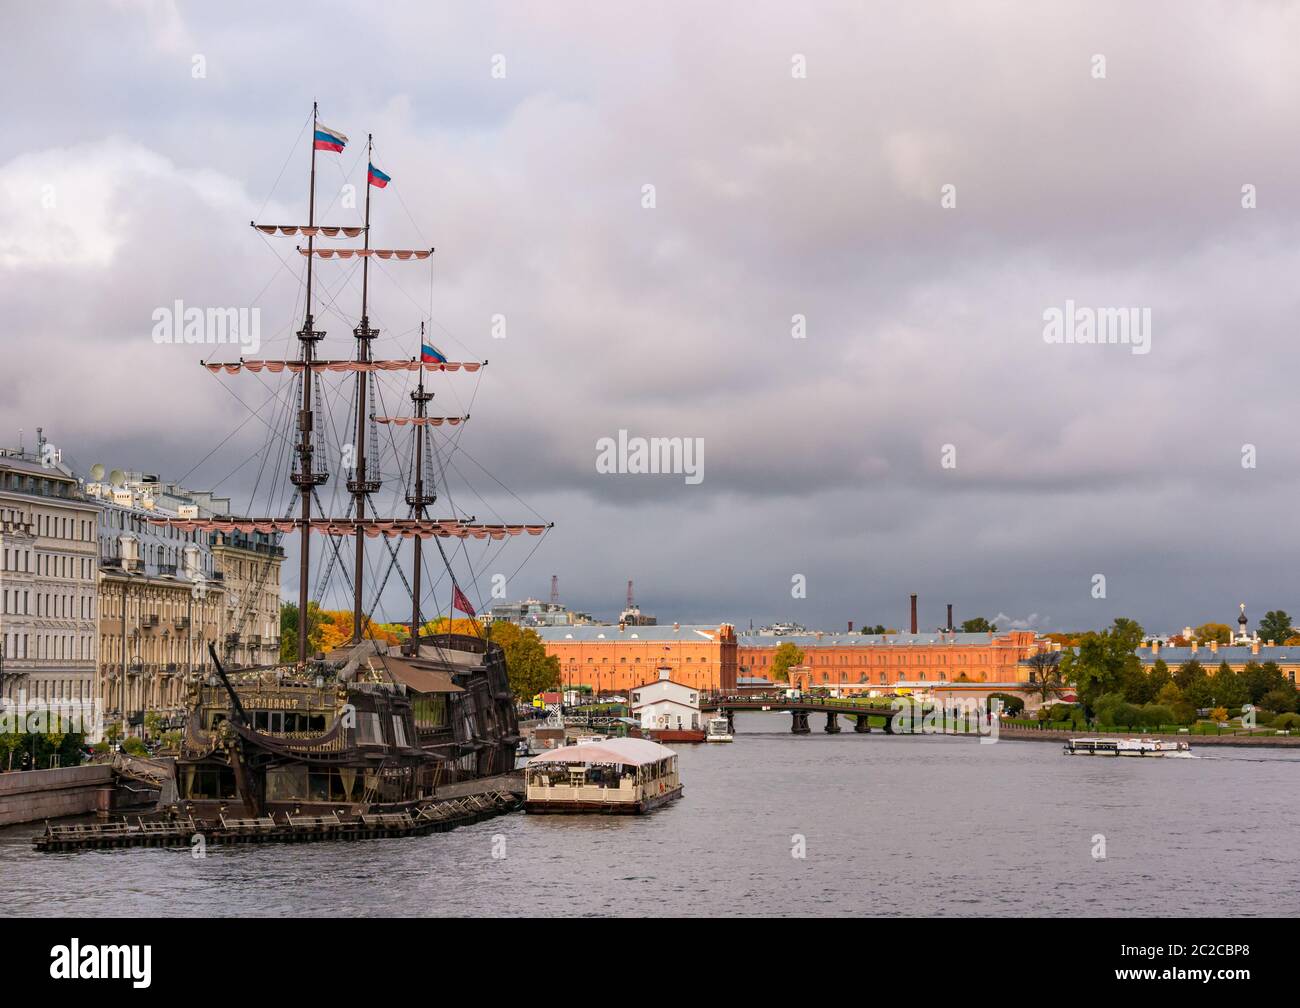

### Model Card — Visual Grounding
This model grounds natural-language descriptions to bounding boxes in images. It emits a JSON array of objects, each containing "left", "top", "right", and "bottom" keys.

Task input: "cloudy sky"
[{"left": 3, "top": 1, "right": 1299, "bottom": 634}]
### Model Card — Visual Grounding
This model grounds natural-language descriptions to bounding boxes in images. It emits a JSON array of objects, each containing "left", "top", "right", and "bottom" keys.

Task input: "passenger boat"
[
  {"left": 524, "top": 737, "right": 683, "bottom": 814},
  {"left": 1064, "top": 737, "right": 1191, "bottom": 757},
  {"left": 704, "top": 716, "right": 734, "bottom": 743}
]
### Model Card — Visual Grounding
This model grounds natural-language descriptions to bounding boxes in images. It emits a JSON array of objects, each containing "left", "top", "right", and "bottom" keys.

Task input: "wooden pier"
[{"left": 33, "top": 789, "right": 521, "bottom": 852}]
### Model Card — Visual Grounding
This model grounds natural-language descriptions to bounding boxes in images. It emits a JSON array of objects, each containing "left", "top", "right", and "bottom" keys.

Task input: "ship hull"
[{"left": 525, "top": 784, "right": 683, "bottom": 815}]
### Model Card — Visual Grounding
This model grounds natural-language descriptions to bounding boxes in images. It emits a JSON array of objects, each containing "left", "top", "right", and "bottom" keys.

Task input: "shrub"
[
  {"left": 1272, "top": 712, "right": 1300, "bottom": 731},
  {"left": 121, "top": 736, "right": 148, "bottom": 757},
  {"left": 1262, "top": 688, "right": 1298, "bottom": 714}
]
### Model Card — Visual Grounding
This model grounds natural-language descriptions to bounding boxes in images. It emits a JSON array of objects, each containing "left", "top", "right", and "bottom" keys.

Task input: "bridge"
[{"left": 701, "top": 696, "right": 901, "bottom": 735}]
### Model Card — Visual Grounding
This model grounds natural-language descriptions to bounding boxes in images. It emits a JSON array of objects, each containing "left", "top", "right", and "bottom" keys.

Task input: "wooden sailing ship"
[{"left": 38, "top": 106, "right": 550, "bottom": 846}]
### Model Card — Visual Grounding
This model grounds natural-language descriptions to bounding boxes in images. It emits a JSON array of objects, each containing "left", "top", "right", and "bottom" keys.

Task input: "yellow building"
[
  {"left": 211, "top": 531, "right": 284, "bottom": 668},
  {"left": 98, "top": 564, "right": 226, "bottom": 728}
]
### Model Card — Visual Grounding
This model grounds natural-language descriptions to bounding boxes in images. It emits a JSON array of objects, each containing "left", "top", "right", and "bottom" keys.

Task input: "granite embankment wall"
[
  {"left": 0, "top": 765, "right": 113, "bottom": 826},
  {"left": 999, "top": 726, "right": 1300, "bottom": 748}
]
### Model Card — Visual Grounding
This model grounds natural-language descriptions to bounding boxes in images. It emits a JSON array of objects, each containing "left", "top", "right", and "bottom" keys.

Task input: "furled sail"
[
  {"left": 147, "top": 517, "right": 549, "bottom": 540},
  {"left": 372, "top": 416, "right": 467, "bottom": 426},
  {"left": 296, "top": 247, "right": 433, "bottom": 260},
  {"left": 251, "top": 224, "right": 366, "bottom": 238},
  {"left": 202, "top": 360, "right": 484, "bottom": 374}
]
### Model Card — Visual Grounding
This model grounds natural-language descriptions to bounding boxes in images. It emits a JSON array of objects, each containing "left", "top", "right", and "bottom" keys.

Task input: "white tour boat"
[
  {"left": 1064, "top": 737, "right": 1191, "bottom": 757},
  {"left": 704, "top": 716, "right": 734, "bottom": 743},
  {"left": 524, "top": 737, "right": 682, "bottom": 814}
]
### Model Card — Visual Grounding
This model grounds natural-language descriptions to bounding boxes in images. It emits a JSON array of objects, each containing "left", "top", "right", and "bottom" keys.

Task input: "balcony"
[
  {"left": 141, "top": 614, "right": 159, "bottom": 628},
  {"left": 248, "top": 634, "right": 262, "bottom": 647},
  {"left": 225, "top": 632, "right": 240, "bottom": 645},
  {"left": 175, "top": 616, "right": 191, "bottom": 630},
  {"left": 158, "top": 563, "right": 178, "bottom": 577}
]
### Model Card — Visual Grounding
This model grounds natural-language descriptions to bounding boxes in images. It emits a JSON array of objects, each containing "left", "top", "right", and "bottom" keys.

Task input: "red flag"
[{"left": 452, "top": 585, "right": 476, "bottom": 618}]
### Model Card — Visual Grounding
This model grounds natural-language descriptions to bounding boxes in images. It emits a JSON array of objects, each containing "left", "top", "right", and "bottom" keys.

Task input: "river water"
[{"left": 3, "top": 713, "right": 1298, "bottom": 917}]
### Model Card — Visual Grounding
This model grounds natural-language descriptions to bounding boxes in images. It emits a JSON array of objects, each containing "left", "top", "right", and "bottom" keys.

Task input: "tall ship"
[{"left": 39, "top": 107, "right": 550, "bottom": 848}]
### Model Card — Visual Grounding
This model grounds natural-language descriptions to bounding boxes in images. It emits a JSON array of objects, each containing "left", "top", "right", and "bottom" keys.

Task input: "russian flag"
[
  {"left": 368, "top": 163, "right": 391, "bottom": 188},
  {"left": 313, "top": 124, "right": 348, "bottom": 153},
  {"left": 421, "top": 341, "right": 448, "bottom": 364}
]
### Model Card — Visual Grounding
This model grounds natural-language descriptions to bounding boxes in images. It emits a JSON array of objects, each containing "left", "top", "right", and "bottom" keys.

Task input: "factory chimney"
[
  {"left": 910, "top": 593, "right": 918, "bottom": 634},
  {"left": 947, "top": 604, "right": 954, "bottom": 633}
]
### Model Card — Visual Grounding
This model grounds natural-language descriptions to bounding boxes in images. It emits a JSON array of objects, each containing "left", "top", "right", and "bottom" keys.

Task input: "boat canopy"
[{"left": 525, "top": 737, "right": 676, "bottom": 768}]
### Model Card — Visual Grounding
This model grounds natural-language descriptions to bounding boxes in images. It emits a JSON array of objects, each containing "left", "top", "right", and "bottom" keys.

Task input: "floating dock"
[{"left": 33, "top": 789, "right": 520, "bottom": 852}]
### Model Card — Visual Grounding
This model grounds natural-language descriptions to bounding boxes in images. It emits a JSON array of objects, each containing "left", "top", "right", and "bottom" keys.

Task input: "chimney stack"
[
  {"left": 946, "top": 604, "right": 953, "bottom": 632},
  {"left": 910, "top": 594, "right": 918, "bottom": 634},
  {"left": 847, "top": 620, "right": 854, "bottom": 633}
]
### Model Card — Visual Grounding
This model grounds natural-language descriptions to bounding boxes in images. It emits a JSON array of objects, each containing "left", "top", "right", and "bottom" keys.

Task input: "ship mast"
[
  {"left": 407, "top": 322, "right": 437, "bottom": 648},
  {"left": 349, "top": 133, "right": 381, "bottom": 643},
  {"left": 290, "top": 100, "right": 329, "bottom": 665},
  {"left": 177, "top": 113, "right": 552, "bottom": 662}
]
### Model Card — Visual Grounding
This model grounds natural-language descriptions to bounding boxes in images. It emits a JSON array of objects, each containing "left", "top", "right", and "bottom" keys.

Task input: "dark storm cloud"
[{"left": 3, "top": 0, "right": 1299, "bottom": 630}]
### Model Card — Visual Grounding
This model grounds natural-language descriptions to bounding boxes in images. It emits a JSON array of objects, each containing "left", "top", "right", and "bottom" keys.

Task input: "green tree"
[
  {"left": 1211, "top": 662, "right": 1250, "bottom": 708},
  {"left": 1243, "top": 661, "right": 1287, "bottom": 704},
  {"left": 280, "top": 601, "right": 326, "bottom": 663},
  {"left": 143, "top": 710, "right": 163, "bottom": 740},
  {"left": 1155, "top": 681, "right": 1183, "bottom": 707},
  {"left": 1173, "top": 658, "right": 1204, "bottom": 691},
  {"left": 771, "top": 642, "right": 806, "bottom": 682},
  {"left": 1148, "top": 658, "right": 1172, "bottom": 697},
  {"left": 1024, "top": 651, "right": 1066, "bottom": 707},
  {"left": 1262, "top": 688, "right": 1297, "bottom": 714},
  {"left": 1060, "top": 617, "right": 1144, "bottom": 715},
  {"left": 1259, "top": 610, "right": 1293, "bottom": 645},
  {"left": 1183, "top": 665, "right": 1215, "bottom": 709},
  {"left": 859, "top": 624, "right": 888, "bottom": 635},
  {"left": 960, "top": 617, "right": 997, "bottom": 634},
  {"left": 486, "top": 622, "right": 561, "bottom": 700}
]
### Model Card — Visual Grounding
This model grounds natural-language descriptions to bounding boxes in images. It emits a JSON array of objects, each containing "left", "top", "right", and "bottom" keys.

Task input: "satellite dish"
[
  {"left": 89, "top": 463, "right": 105, "bottom": 481},
  {"left": 109, "top": 469, "right": 125, "bottom": 488}
]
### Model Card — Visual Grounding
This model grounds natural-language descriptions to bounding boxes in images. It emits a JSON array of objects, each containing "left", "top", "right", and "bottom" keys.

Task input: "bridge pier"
[
  {"left": 726, "top": 711, "right": 735, "bottom": 733},
  {"left": 791, "top": 711, "right": 810, "bottom": 735},
  {"left": 824, "top": 712, "right": 840, "bottom": 734},
  {"left": 854, "top": 715, "right": 871, "bottom": 733}
]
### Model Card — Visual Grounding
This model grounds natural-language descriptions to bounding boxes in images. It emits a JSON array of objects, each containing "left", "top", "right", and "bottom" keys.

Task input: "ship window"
[{"left": 356, "top": 712, "right": 383, "bottom": 745}]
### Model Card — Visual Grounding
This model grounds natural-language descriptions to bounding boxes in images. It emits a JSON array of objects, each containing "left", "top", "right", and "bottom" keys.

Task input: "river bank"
[{"left": 998, "top": 725, "right": 1300, "bottom": 748}]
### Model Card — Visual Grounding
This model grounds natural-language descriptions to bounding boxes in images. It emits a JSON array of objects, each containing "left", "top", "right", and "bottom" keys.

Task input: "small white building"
[{"left": 629, "top": 666, "right": 701, "bottom": 733}]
